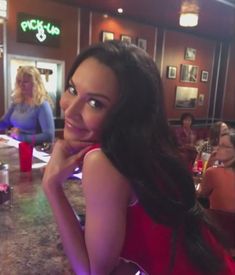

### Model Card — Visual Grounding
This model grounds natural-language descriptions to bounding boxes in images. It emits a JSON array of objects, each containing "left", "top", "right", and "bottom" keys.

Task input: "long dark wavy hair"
[{"left": 66, "top": 40, "right": 224, "bottom": 274}]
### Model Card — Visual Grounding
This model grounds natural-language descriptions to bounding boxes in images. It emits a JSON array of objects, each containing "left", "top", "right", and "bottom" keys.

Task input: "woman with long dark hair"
[{"left": 42, "top": 41, "right": 235, "bottom": 274}]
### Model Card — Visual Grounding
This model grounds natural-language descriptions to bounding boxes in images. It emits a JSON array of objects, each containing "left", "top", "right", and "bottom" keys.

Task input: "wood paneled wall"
[
  {"left": 222, "top": 38, "right": 235, "bottom": 122},
  {"left": 161, "top": 30, "right": 216, "bottom": 120},
  {"left": 0, "top": 0, "right": 79, "bottom": 118},
  {"left": 91, "top": 12, "right": 156, "bottom": 58},
  {"left": 7, "top": 0, "right": 79, "bottom": 77},
  {"left": 0, "top": 1, "right": 234, "bottom": 124}
]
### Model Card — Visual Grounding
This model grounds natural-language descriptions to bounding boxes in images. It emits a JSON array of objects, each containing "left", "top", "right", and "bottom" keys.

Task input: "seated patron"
[
  {"left": 195, "top": 121, "right": 229, "bottom": 171},
  {"left": 199, "top": 128, "right": 235, "bottom": 213},
  {"left": 175, "top": 112, "right": 197, "bottom": 147},
  {"left": 0, "top": 66, "right": 55, "bottom": 145},
  {"left": 175, "top": 112, "right": 197, "bottom": 169}
]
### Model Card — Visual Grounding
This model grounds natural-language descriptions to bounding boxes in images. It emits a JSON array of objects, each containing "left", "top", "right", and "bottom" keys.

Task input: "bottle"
[
  {"left": 197, "top": 159, "right": 203, "bottom": 175},
  {"left": 192, "top": 160, "right": 198, "bottom": 176},
  {"left": 0, "top": 162, "right": 10, "bottom": 205},
  {"left": 0, "top": 162, "right": 9, "bottom": 190}
]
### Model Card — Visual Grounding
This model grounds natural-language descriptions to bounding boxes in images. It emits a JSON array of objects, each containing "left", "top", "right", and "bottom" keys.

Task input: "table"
[{"left": 0, "top": 139, "right": 85, "bottom": 274}]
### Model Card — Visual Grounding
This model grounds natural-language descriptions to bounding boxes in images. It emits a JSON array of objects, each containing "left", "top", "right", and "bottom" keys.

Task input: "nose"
[{"left": 60, "top": 93, "right": 83, "bottom": 120}]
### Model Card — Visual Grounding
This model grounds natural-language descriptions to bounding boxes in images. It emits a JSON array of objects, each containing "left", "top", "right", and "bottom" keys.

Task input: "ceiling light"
[
  {"left": 117, "top": 8, "right": 123, "bottom": 14},
  {"left": 179, "top": 0, "right": 199, "bottom": 27},
  {"left": 179, "top": 13, "right": 198, "bottom": 27}
]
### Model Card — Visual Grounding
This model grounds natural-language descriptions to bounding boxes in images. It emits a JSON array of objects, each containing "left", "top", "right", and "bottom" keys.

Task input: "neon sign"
[{"left": 17, "top": 13, "right": 61, "bottom": 47}]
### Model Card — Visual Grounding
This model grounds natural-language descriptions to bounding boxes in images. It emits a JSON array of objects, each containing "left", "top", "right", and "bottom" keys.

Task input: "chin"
[{"left": 63, "top": 130, "right": 99, "bottom": 143}]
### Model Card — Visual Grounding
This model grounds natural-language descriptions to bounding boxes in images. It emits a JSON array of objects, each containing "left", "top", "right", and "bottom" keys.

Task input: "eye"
[
  {"left": 88, "top": 99, "right": 104, "bottom": 109},
  {"left": 67, "top": 84, "right": 77, "bottom": 96}
]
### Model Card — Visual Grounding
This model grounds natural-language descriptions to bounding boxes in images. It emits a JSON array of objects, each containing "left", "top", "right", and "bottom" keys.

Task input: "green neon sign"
[
  {"left": 20, "top": 19, "right": 60, "bottom": 42},
  {"left": 21, "top": 19, "right": 60, "bottom": 35},
  {"left": 17, "top": 13, "right": 61, "bottom": 46}
]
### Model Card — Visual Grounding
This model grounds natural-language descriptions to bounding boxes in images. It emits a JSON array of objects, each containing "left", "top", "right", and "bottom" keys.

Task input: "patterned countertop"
[{"left": 0, "top": 146, "right": 85, "bottom": 275}]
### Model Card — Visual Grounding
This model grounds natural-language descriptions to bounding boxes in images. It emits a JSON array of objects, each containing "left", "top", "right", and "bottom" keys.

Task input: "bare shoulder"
[
  {"left": 205, "top": 166, "right": 227, "bottom": 180},
  {"left": 82, "top": 149, "right": 132, "bottom": 205},
  {"left": 83, "top": 148, "right": 124, "bottom": 180}
]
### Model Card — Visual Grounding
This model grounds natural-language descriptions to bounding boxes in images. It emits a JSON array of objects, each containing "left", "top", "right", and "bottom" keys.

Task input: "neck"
[
  {"left": 24, "top": 97, "right": 33, "bottom": 105},
  {"left": 183, "top": 127, "right": 191, "bottom": 132}
]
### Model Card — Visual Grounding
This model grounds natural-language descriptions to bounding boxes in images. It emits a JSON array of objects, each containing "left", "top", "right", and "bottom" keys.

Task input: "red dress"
[
  {"left": 120, "top": 201, "right": 235, "bottom": 274},
  {"left": 84, "top": 147, "right": 235, "bottom": 274}
]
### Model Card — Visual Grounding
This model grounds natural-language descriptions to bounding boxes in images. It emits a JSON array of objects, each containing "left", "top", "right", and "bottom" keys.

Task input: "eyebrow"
[{"left": 69, "top": 79, "right": 112, "bottom": 102}]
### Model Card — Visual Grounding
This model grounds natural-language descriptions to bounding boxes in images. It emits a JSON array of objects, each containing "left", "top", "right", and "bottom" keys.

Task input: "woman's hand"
[
  {"left": 9, "top": 127, "right": 20, "bottom": 139},
  {"left": 42, "top": 139, "right": 93, "bottom": 188}
]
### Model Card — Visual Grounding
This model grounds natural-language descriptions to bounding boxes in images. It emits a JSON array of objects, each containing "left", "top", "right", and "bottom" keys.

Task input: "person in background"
[
  {"left": 199, "top": 128, "right": 235, "bottom": 212},
  {"left": 175, "top": 112, "right": 197, "bottom": 170},
  {"left": 175, "top": 112, "right": 197, "bottom": 147},
  {"left": 42, "top": 41, "right": 235, "bottom": 274},
  {"left": 0, "top": 66, "right": 55, "bottom": 145},
  {"left": 196, "top": 121, "right": 229, "bottom": 170}
]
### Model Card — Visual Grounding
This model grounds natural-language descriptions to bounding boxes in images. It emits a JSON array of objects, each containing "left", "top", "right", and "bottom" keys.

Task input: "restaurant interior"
[
  {"left": 0, "top": 0, "right": 234, "bottom": 130},
  {"left": 0, "top": 0, "right": 235, "bottom": 273}
]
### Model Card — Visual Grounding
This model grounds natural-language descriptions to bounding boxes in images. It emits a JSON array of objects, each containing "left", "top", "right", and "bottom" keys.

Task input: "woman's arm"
[
  {"left": 82, "top": 150, "right": 131, "bottom": 274},
  {"left": 37, "top": 101, "right": 55, "bottom": 142},
  {"left": 0, "top": 104, "right": 15, "bottom": 130},
  {"left": 42, "top": 141, "right": 132, "bottom": 274}
]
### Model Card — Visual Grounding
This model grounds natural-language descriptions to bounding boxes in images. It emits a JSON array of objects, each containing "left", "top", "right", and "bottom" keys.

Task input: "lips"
[{"left": 65, "top": 119, "right": 86, "bottom": 133}]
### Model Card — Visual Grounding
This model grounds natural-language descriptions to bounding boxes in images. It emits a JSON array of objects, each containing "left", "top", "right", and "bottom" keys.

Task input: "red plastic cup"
[
  {"left": 19, "top": 142, "right": 33, "bottom": 172},
  {"left": 197, "top": 159, "right": 203, "bottom": 174}
]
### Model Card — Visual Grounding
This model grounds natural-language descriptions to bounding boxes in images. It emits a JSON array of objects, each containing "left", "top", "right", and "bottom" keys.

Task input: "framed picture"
[
  {"left": 180, "top": 64, "right": 199, "bottom": 83},
  {"left": 101, "top": 31, "right": 114, "bottom": 42},
  {"left": 167, "top": 66, "right": 177, "bottom": 79},
  {"left": 198, "top": 94, "right": 205, "bottom": 106},
  {"left": 120, "top": 34, "right": 132, "bottom": 44},
  {"left": 201, "top": 70, "right": 209, "bottom": 82},
  {"left": 175, "top": 86, "right": 198, "bottom": 109},
  {"left": 185, "top": 47, "right": 196, "bottom": 61},
  {"left": 137, "top": 38, "right": 147, "bottom": 51}
]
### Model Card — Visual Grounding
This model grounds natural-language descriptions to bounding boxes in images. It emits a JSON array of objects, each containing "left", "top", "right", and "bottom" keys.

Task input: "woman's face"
[
  {"left": 182, "top": 117, "right": 192, "bottom": 129},
  {"left": 17, "top": 74, "right": 34, "bottom": 98},
  {"left": 60, "top": 57, "right": 119, "bottom": 142},
  {"left": 220, "top": 123, "right": 229, "bottom": 136},
  {"left": 216, "top": 134, "right": 235, "bottom": 166}
]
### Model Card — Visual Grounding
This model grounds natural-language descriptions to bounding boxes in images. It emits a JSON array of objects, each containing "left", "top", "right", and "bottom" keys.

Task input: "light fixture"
[
  {"left": 0, "top": 0, "right": 7, "bottom": 23},
  {"left": 179, "top": 0, "right": 199, "bottom": 27},
  {"left": 117, "top": 8, "right": 123, "bottom": 14}
]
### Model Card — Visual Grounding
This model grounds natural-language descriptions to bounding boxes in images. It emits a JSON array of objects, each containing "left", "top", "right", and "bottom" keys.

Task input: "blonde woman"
[{"left": 0, "top": 66, "right": 55, "bottom": 144}]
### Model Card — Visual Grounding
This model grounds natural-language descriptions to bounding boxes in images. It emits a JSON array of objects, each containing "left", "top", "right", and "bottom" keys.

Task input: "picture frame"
[
  {"left": 180, "top": 64, "right": 199, "bottom": 83},
  {"left": 101, "top": 31, "right": 114, "bottom": 42},
  {"left": 137, "top": 38, "right": 147, "bottom": 51},
  {"left": 120, "top": 34, "right": 132, "bottom": 44},
  {"left": 175, "top": 86, "right": 198, "bottom": 109},
  {"left": 201, "top": 70, "right": 209, "bottom": 82},
  {"left": 167, "top": 66, "right": 177, "bottom": 79},
  {"left": 198, "top": 94, "right": 205, "bottom": 106},
  {"left": 185, "top": 47, "right": 196, "bottom": 61}
]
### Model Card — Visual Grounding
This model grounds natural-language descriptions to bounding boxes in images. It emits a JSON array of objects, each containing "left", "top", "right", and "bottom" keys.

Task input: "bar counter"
[{"left": 0, "top": 142, "right": 85, "bottom": 274}]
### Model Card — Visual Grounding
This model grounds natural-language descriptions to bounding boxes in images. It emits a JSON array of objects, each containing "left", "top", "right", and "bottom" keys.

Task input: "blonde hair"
[{"left": 12, "top": 66, "right": 53, "bottom": 106}]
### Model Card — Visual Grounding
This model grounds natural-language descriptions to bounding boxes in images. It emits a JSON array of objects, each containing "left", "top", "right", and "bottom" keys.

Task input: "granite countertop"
[{"left": 0, "top": 146, "right": 85, "bottom": 275}]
